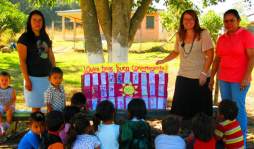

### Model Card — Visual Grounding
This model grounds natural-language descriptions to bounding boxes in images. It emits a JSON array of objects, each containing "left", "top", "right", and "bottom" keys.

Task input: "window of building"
[{"left": 146, "top": 16, "right": 154, "bottom": 29}]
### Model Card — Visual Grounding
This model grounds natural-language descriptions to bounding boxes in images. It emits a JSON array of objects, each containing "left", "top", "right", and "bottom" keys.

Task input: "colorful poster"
[
  {"left": 92, "top": 98, "right": 98, "bottom": 110},
  {"left": 157, "top": 97, "right": 165, "bottom": 109},
  {"left": 125, "top": 97, "right": 132, "bottom": 109},
  {"left": 84, "top": 74, "right": 90, "bottom": 86},
  {"left": 117, "top": 72, "right": 123, "bottom": 84},
  {"left": 92, "top": 73, "right": 99, "bottom": 85},
  {"left": 132, "top": 71, "right": 139, "bottom": 84},
  {"left": 124, "top": 72, "right": 131, "bottom": 84},
  {"left": 117, "top": 97, "right": 124, "bottom": 110},
  {"left": 149, "top": 71, "right": 155, "bottom": 84},
  {"left": 108, "top": 72, "right": 115, "bottom": 84},
  {"left": 82, "top": 63, "right": 168, "bottom": 110},
  {"left": 150, "top": 97, "right": 157, "bottom": 109},
  {"left": 101, "top": 73, "right": 107, "bottom": 84}
]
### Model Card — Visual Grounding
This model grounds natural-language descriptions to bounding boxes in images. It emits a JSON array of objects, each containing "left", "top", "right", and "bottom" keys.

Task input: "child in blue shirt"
[{"left": 18, "top": 112, "right": 45, "bottom": 149}]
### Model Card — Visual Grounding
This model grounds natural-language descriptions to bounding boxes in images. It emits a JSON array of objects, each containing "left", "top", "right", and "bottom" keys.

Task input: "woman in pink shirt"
[{"left": 210, "top": 9, "right": 254, "bottom": 147}]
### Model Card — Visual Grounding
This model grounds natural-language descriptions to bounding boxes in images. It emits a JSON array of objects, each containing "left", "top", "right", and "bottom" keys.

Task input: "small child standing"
[
  {"left": 70, "top": 92, "right": 87, "bottom": 112},
  {"left": 191, "top": 113, "right": 216, "bottom": 149},
  {"left": 44, "top": 67, "right": 65, "bottom": 112},
  {"left": 120, "top": 98, "right": 152, "bottom": 149},
  {"left": 67, "top": 112, "right": 100, "bottom": 149},
  {"left": 18, "top": 112, "right": 45, "bottom": 149},
  {"left": 0, "top": 71, "right": 16, "bottom": 135},
  {"left": 94, "top": 100, "right": 119, "bottom": 149},
  {"left": 155, "top": 114, "right": 186, "bottom": 149},
  {"left": 215, "top": 100, "right": 244, "bottom": 149}
]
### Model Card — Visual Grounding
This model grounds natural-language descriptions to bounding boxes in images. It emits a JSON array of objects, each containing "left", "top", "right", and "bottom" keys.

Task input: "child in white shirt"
[
  {"left": 94, "top": 100, "right": 120, "bottom": 149},
  {"left": 155, "top": 114, "right": 186, "bottom": 149}
]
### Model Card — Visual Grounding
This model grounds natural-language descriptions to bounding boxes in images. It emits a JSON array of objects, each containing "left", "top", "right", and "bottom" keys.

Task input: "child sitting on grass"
[
  {"left": 155, "top": 114, "right": 186, "bottom": 149},
  {"left": 190, "top": 113, "right": 216, "bottom": 149},
  {"left": 70, "top": 92, "right": 87, "bottom": 112},
  {"left": 59, "top": 106, "right": 80, "bottom": 144},
  {"left": 67, "top": 112, "right": 100, "bottom": 149},
  {"left": 44, "top": 67, "right": 65, "bottom": 112},
  {"left": 215, "top": 100, "right": 244, "bottom": 149},
  {"left": 120, "top": 98, "right": 152, "bottom": 149},
  {"left": 18, "top": 112, "right": 45, "bottom": 149},
  {"left": 0, "top": 71, "right": 16, "bottom": 135},
  {"left": 41, "top": 111, "right": 64, "bottom": 149},
  {"left": 94, "top": 100, "right": 119, "bottom": 149}
]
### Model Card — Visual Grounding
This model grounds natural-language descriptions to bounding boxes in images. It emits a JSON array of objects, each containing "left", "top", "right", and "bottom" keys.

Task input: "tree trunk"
[
  {"left": 82, "top": 0, "right": 152, "bottom": 63},
  {"left": 111, "top": 0, "right": 133, "bottom": 62},
  {"left": 80, "top": 0, "right": 105, "bottom": 64},
  {"left": 94, "top": 0, "right": 112, "bottom": 62},
  {"left": 129, "top": 0, "right": 152, "bottom": 46}
]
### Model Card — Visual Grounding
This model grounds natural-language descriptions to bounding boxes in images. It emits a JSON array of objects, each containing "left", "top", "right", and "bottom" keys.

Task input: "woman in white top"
[{"left": 156, "top": 10, "right": 214, "bottom": 120}]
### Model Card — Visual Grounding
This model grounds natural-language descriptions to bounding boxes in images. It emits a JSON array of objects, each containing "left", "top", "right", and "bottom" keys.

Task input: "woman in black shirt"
[{"left": 17, "top": 10, "right": 55, "bottom": 112}]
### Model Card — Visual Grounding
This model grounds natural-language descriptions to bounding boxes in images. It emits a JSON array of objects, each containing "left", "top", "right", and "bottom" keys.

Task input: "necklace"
[{"left": 181, "top": 37, "right": 195, "bottom": 57}]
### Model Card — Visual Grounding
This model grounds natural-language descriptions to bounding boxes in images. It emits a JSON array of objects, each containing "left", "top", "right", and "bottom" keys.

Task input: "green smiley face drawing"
[{"left": 123, "top": 85, "right": 135, "bottom": 95}]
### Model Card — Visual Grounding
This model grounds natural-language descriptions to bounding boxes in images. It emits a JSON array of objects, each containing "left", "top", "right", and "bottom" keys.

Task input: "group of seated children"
[
  {"left": 18, "top": 96, "right": 244, "bottom": 149},
  {"left": 18, "top": 97, "right": 152, "bottom": 149},
  {"left": 1, "top": 68, "right": 245, "bottom": 149}
]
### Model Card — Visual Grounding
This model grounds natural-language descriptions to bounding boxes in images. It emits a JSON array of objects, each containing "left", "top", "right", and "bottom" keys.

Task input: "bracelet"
[{"left": 201, "top": 71, "right": 208, "bottom": 77}]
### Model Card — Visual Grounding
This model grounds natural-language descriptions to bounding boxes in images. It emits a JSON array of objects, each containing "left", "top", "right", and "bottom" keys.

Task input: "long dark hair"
[
  {"left": 67, "top": 113, "right": 90, "bottom": 149},
  {"left": 26, "top": 10, "right": 49, "bottom": 40},
  {"left": 178, "top": 9, "right": 204, "bottom": 41}
]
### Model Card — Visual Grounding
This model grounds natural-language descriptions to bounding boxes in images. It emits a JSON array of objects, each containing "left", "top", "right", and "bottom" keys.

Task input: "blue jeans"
[{"left": 219, "top": 80, "right": 250, "bottom": 148}]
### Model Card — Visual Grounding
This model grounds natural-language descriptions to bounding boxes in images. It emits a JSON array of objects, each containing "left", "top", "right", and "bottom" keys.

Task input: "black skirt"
[{"left": 171, "top": 76, "right": 213, "bottom": 120}]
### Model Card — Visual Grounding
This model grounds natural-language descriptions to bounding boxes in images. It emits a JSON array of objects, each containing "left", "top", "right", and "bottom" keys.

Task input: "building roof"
[{"left": 56, "top": 9, "right": 82, "bottom": 22}]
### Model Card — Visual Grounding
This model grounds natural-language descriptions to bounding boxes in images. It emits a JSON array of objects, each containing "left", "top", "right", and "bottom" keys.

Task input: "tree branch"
[
  {"left": 128, "top": 0, "right": 152, "bottom": 46},
  {"left": 80, "top": 0, "right": 103, "bottom": 54},
  {"left": 94, "top": 0, "right": 112, "bottom": 44}
]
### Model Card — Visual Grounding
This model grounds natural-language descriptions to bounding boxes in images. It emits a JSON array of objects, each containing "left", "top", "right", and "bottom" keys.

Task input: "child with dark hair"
[
  {"left": 120, "top": 98, "right": 152, "bottom": 149},
  {"left": 67, "top": 112, "right": 100, "bottom": 149},
  {"left": 191, "top": 113, "right": 216, "bottom": 149},
  {"left": 94, "top": 100, "right": 119, "bottom": 149},
  {"left": 18, "top": 112, "right": 45, "bottom": 149},
  {"left": 59, "top": 106, "right": 80, "bottom": 144},
  {"left": 70, "top": 92, "right": 86, "bottom": 111},
  {"left": 215, "top": 100, "right": 244, "bottom": 149},
  {"left": 155, "top": 114, "right": 186, "bottom": 149},
  {"left": 44, "top": 67, "right": 65, "bottom": 112},
  {"left": 42, "top": 111, "right": 64, "bottom": 149},
  {"left": 0, "top": 71, "right": 16, "bottom": 135}
]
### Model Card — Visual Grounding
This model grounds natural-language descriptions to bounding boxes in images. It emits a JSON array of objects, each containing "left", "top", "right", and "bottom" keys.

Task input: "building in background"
[{"left": 56, "top": 9, "right": 169, "bottom": 42}]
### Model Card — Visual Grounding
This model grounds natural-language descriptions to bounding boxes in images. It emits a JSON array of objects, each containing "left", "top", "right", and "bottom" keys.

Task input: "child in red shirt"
[
  {"left": 189, "top": 113, "right": 216, "bottom": 149},
  {"left": 215, "top": 100, "right": 244, "bottom": 149}
]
